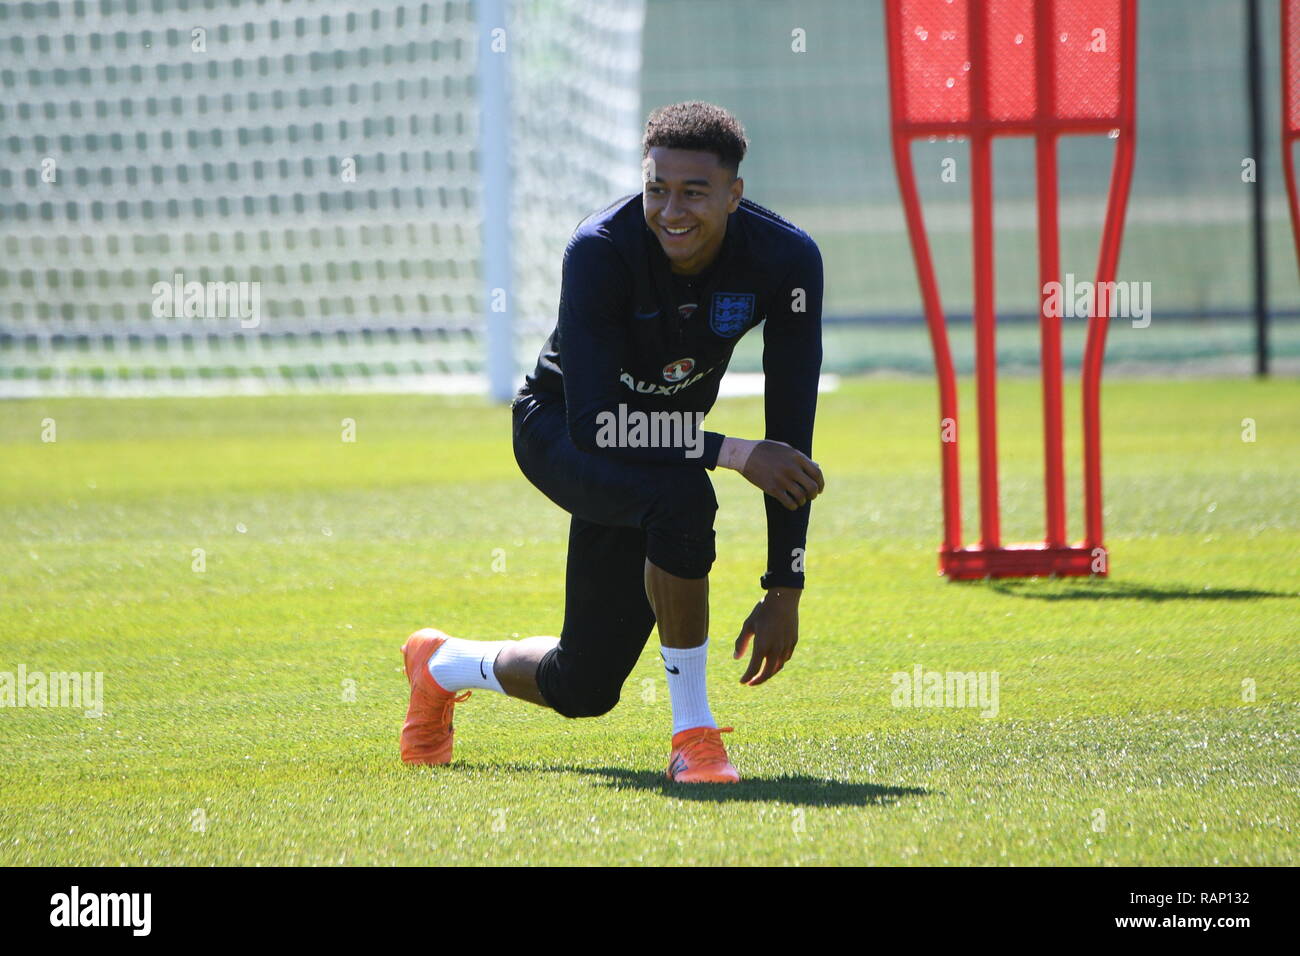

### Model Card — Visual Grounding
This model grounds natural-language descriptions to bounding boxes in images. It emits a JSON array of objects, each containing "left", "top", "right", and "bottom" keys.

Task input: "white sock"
[
  {"left": 427, "top": 637, "right": 508, "bottom": 694},
  {"left": 661, "top": 639, "right": 716, "bottom": 736}
]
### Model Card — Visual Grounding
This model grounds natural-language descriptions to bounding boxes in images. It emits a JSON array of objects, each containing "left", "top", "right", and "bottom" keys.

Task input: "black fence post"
[{"left": 1248, "top": 0, "right": 1270, "bottom": 376}]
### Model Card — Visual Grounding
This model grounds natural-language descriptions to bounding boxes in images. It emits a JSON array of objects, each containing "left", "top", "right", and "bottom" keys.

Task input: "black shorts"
[{"left": 511, "top": 391, "right": 718, "bottom": 718}]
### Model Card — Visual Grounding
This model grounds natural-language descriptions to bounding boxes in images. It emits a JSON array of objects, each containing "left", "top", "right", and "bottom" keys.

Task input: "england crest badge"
[{"left": 709, "top": 292, "right": 755, "bottom": 338}]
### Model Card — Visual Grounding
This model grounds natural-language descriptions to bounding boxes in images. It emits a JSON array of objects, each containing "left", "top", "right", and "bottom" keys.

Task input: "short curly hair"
[{"left": 642, "top": 101, "right": 748, "bottom": 176}]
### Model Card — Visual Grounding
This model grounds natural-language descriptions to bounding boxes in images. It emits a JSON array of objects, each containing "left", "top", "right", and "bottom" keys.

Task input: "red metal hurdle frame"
[
  {"left": 1283, "top": 0, "right": 1300, "bottom": 271},
  {"left": 883, "top": 0, "right": 1138, "bottom": 579}
]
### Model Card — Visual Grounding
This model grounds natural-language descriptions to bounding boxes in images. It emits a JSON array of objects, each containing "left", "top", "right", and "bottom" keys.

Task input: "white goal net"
[{"left": 0, "top": 0, "right": 645, "bottom": 398}]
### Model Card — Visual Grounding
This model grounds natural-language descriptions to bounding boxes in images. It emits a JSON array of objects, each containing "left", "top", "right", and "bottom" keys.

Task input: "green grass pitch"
[{"left": 1, "top": 377, "right": 1296, "bottom": 866}]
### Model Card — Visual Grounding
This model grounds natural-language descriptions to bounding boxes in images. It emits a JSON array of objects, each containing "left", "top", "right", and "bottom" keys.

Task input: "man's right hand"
[{"left": 740, "top": 440, "right": 825, "bottom": 511}]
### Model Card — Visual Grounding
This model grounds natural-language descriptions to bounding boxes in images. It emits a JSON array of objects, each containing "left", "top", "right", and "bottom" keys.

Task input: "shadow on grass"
[
  {"left": 981, "top": 579, "right": 1295, "bottom": 602},
  {"left": 478, "top": 763, "right": 931, "bottom": 806}
]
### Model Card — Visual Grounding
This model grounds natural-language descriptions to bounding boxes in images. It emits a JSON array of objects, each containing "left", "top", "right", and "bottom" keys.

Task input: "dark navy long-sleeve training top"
[{"left": 518, "top": 192, "right": 824, "bottom": 590}]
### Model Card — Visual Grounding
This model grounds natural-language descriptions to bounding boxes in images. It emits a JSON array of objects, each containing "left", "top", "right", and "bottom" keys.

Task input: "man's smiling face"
[{"left": 642, "top": 146, "right": 743, "bottom": 276}]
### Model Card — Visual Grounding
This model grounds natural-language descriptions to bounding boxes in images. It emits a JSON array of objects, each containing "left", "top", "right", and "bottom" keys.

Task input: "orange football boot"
[
  {"left": 665, "top": 725, "right": 740, "bottom": 783},
  {"left": 400, "top": 628, "right": 472, "bottom": 765}
]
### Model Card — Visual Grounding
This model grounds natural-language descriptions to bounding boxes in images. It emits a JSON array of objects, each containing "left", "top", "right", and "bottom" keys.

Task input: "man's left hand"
[{"left": 733, "top": 588, "right": 801, "bottom": 685}]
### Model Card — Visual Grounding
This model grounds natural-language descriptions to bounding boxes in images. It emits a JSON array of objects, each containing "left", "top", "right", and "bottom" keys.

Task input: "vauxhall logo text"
[{"left": 617, "top": 365, "right": 713, "bottom": 397}]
